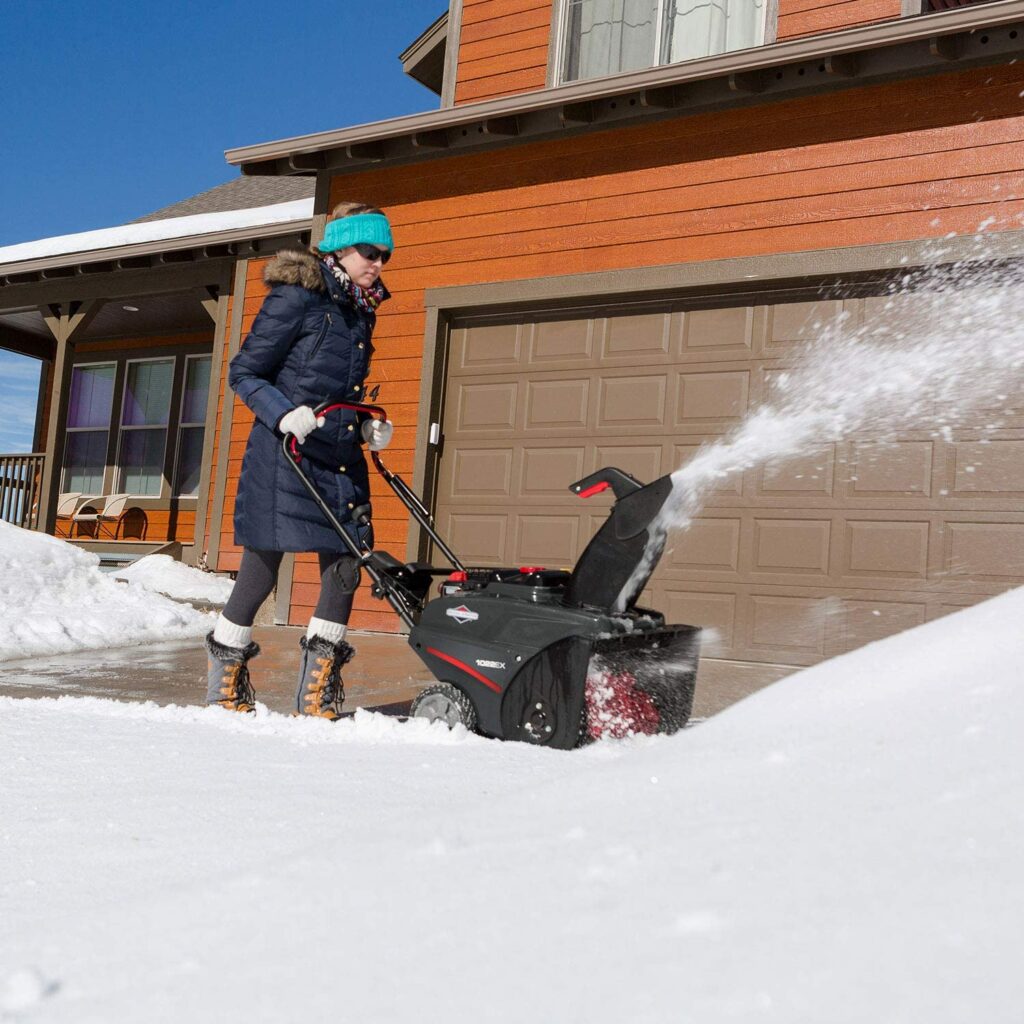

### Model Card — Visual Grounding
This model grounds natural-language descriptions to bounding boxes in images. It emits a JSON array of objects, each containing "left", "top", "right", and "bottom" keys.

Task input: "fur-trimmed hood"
[{"left": 263, "top": 248, "right": 326, "bottom": 291}]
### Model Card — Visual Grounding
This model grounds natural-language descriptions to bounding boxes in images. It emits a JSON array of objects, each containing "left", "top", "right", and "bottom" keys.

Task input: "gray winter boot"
[
  {"left": 295, "top": 635, "right": 354, "bottom": 719},
  {"left": 204, "top": 632, "right": 260, "bottom": 713}
]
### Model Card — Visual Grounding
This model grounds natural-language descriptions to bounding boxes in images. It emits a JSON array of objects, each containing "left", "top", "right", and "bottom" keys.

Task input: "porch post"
[{"left": 36, "top": 301, "right": 100, "bottom": 534}]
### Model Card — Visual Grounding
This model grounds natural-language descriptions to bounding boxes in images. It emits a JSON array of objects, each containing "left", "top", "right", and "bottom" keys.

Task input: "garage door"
[{"left": 432, "top": 293, "right": 1024, "bottom": 668}]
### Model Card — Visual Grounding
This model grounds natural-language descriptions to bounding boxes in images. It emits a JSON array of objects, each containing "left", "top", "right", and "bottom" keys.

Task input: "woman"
[{"left": 204, "top": 202, "right": 395, "bottom": 718}]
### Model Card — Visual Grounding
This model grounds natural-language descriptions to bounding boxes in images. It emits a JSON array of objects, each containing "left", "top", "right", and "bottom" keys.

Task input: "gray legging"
[{"left": 222, "top": 548, "right": 361, "bottom": 627}]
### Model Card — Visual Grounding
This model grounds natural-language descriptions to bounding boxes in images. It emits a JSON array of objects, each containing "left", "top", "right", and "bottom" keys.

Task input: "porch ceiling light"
[{"left": 122, "top": 305, "right": 140, "bottom": 312}]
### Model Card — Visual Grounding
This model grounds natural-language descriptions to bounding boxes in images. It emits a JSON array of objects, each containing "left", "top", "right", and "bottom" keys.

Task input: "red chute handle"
[{"left": 287, "top": 401, "right": 387, "bottom": 459}]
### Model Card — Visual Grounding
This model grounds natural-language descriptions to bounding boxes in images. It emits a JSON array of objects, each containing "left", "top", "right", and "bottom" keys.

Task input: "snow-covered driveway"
[{"left": 2, "top": 586, "right": 1022, "bottom": 1022}]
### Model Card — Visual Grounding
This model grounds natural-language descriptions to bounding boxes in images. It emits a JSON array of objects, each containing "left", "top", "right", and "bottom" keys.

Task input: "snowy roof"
[
  {"left": 130, "top": 176, "right": 315, "bottom": 224},
  {"left": 0, "top": 198, "right": 314, "bottom": 272}
]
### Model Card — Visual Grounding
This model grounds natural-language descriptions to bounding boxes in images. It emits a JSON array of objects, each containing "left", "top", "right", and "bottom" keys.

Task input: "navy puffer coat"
[{"left": 228, "top": 249, "right": 383, "bottom": 553}]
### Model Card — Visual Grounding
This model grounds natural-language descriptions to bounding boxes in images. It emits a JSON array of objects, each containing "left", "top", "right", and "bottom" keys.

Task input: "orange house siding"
[
  {"left": 315, "top": 62, "right": 1024, "bottom": 631},
  {"left": 451, "top": 0, "right": 907, "bottom": 106},
  {"left": 777, "top": 0, "right": 903, "bottom": 40},
  {"left": 455, "top": 0, "right": 552, "bottom": 104}
]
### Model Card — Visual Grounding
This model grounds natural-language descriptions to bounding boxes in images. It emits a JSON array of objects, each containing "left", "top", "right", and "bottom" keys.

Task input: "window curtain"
[
  {"left": 564, "top": 0, "right": 659, "bottom": 81},
  {"left": 663, "top": 0, "right": 766, "bottom": 64}
]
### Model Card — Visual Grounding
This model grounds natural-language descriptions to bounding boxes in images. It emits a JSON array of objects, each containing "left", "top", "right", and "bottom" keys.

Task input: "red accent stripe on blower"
[
  {"left": 426, "top": 647, "right": 502, "bottom": 693},
  {"left": 576, "top": 481, "right": 610, "bottom": 499}
]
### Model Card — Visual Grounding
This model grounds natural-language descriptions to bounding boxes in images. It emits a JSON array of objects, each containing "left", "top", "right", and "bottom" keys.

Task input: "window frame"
[
  {"left": 172, "top": 353, "right": 213, "bottom": 497},
  {"left": 553, "top": 0, "right": 777, "bottom": 85},
  {"left": 61, "top": 360, "right": 118, "bottom": 495},
  {"left": 114, "top": 355, "right": 177, "bottom": 498}
]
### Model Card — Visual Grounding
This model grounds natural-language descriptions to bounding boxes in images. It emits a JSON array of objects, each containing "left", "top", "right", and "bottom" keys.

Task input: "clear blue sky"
[{"left": 0, "top": 0, "right": 446, "bottom": 451}]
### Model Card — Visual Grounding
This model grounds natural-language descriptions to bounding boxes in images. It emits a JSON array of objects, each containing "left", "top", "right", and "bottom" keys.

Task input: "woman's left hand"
[{"left": 360, "top": 418, "right": 394, "bottom": 451}]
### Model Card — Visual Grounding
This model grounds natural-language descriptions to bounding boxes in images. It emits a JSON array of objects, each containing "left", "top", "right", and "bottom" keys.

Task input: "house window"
[
  {"left": 62, "top": 362, "right": 116, "bottom": 494},
  {"left": 116, "top": 358, "right": 174, "bottom": 496},
  {"left": 561, "top": 0, "right": 767, "bottom": 83},
  {"left": 174, "top": 355, "right": 212, "bottom": 496}
]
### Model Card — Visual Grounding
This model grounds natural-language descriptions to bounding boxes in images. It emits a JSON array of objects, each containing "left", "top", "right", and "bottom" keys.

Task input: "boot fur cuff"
[
  {"left": 300, "top": 634, "right": 355, "bottom": 666},
  {"left": 205, "top": 631, "right": 261, "bottom": 663}
]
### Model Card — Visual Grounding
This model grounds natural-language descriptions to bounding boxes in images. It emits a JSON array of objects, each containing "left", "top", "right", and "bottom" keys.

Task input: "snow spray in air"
[{"left": 619, "top": 244, "right": 1024, "bottom": 608}]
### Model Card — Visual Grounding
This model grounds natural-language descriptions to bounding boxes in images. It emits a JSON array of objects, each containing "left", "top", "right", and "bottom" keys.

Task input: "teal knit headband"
[{"left": 316, "top": 213, "right": 394, "bottom": 253}]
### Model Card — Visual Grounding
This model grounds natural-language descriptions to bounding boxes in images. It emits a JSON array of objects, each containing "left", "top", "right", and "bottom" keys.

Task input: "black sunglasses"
[{"left": 353, "top": 243, "right": 391, "bottom": 265}]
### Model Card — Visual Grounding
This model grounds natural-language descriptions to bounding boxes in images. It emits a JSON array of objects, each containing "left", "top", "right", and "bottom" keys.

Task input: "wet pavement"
[{"left": 0, "top": 626, "right": 793, "bottom": 720}]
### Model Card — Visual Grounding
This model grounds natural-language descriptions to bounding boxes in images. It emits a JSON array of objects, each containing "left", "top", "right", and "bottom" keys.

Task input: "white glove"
[
  {"left": 360, "top": 417, "right": 394, "bottom": 451},
  {"left": 278, "top": 406, "right": 325, "bottom": 444}
]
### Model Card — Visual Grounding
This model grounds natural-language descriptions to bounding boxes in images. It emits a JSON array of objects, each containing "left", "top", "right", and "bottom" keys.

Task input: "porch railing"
[{"left": 0, "top": 453, "right": 45, "bottom": 530}]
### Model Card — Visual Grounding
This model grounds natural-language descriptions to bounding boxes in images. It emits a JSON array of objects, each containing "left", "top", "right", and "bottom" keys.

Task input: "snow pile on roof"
[
  {"left": 113, "top": 554, "right": 233, "bottom": 605},
  {"left": 2, "top": 585, "right": 1022, "bottom": 1020},
  {"left": 0, "top": 522, "right": 213, "bottom": 662},
  {"left": 0, "top": 198, "right": 313, "bottom": 267}
]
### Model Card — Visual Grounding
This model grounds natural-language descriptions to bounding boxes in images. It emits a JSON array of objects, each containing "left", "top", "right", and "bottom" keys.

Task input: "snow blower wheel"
[{"left": 410, "top": 683, "right": 478, "bottom": 731}]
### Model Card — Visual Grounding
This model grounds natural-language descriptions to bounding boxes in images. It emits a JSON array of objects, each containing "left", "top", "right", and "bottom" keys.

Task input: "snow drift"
[
  {"left": 1, "top": 585, "right": 1021, "bottom": 1021},
  {"left": 112, "top": 554, "right": 234, "bottom": 605},
  {"left": 0, "top": 522, "right": 213, "bottom": 662}
]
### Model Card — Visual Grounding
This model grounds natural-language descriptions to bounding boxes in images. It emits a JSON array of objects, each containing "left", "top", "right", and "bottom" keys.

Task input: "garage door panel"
[
  {"left": 944, "top": 521, "right": 1024, "bottom": 578},
  {"left": 766, "top": 299, "right": 847, "bottom": 352},
  {"left": 950, "top": 439, "right": 1024, "bottom": 495},
  {"left": 667, "top": 517, "right": 742, "bottom": 573},
  {"left": 599, "top": 374, "right": 667, "bottom": 427},
  {"left": 531, "top": 319, "right": 594, "bottom": 363},
  {"left": 662, "top": 590, "right": 737, "bottom": 649},
  {"left": 443, "top": 512, "right": 508, "bottom": 564},
  {"left": 525, "top": 378, "right": 590, "bottom": 430},
  {"left": 521, "top": 446, "right": 586, "bottom": 496},
  {"left": 594, "top": 444, "right": 664, "bottom": 483},
  {"left": 842, "top": 520, "right": 930, "bottom": 580},
  {"left": 752, "top": 518, "right": 832, "bottom": 575},
  {"left": 845, "top": 440, "right": 934, "bottom": 498},
  {"left": 446, "top": 447, "right": 515, "bottom": 498},
  {"left": 516, "top": 514, "right": 580, "bottom": 565},
  {"left": 747, "top": 594, "right": 828, "bottom": 660},
  {"left": 454, "top": 380, "right": 519, "bottom": 431},
  {"left": 603, "top": 312, "right": 670, "bottom": 358},
  {"left": 681, "top": 306, "right": 757, "bottom": 358},
  {"left": 452, "top": 323, "right": 523, "bottom": 371},
  {"left": 676, "top": 369, "right": 750, "bottom": 424},
  {"left": 758, "top": 448, "right": 836, "bottom": 497},
  {"left": 838, "top": 599, "right": 927, "bottom": 653}
]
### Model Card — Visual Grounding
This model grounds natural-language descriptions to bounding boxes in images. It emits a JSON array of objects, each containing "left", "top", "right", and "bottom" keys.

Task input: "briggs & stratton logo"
[{"left": 446, "top": 605, "right": 479, "bottom": 624}]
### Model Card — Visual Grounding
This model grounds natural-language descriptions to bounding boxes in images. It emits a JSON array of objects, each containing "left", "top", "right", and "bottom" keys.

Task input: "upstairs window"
[{"left": 561, "top": 0, "right": 768, "bottom": 83}]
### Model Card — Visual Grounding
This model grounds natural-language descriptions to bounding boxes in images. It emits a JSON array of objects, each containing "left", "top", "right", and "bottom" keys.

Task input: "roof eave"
[
  {"left": 0, "top": 216, "right": 313, "bottom": 284},
  {"left": 225, "top": 0, "right": 1024, "bottom": 176},
  {"left": 400, "top": 10, "right": 448, "bottom": 95}
]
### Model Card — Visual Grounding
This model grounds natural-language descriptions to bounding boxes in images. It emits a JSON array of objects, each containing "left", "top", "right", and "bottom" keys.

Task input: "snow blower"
[{"left": 283, "top": 400, "right": 701, "bottom": 749}]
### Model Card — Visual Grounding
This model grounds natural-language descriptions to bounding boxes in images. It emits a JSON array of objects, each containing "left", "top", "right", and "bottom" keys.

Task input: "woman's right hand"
[{"left": 278, "top": 406, "right": 325, "bottom": 444}]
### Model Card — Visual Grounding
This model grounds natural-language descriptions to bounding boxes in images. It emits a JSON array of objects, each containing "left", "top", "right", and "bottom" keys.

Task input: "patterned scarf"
[{"left": 320, "top": 253, "right": 389, "bottom": 313}]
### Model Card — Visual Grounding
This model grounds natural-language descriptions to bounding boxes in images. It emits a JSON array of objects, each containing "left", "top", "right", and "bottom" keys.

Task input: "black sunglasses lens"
[{"left": 355, "top": 244, "right": 390, "bottom": 265}]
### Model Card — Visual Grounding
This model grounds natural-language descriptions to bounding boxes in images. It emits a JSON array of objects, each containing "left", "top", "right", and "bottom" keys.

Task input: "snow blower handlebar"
[{"left": 281, "top": 400, "right": 465, "bottom": 628}]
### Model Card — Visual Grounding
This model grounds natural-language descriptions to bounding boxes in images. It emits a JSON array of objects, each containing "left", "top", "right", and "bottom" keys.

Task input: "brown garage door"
[{"left": 433, "top": 293, "right": 1024, "bottom": 668}]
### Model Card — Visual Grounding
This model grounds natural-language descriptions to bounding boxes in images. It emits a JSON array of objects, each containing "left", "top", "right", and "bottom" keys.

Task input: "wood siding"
[
  {"left": 777, "top": 0, "right": 904, "bottom": 40},
  {"left": 454, "top": 0, "right": 552, "bottom": 104},
  {"left": 451, "top": 0, "right": 907, "bottom": 105},
  {"left": 201, "top": 292, "right": 235, "bottom": 558},
  {"left": 318, "top": 62, "right": 1024, "bottom": 632}
]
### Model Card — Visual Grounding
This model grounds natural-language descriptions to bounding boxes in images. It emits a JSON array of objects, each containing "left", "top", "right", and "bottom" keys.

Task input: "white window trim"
[
  {"left": 115, "top": 356, "right": 175, "bottom": 499},
  {"left": 61, "top": 360, "right": 117, "bottom": 495},
  {"left": 554, "top": 0, "right": 778, "bottom": 85},
  {"left": 172, "top": 353, "right": 212, "bottom": 497}
]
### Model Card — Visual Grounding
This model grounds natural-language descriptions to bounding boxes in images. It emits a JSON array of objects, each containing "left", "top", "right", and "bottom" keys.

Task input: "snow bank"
[
  {"left": 1, "top": 586, "right": 1021, "bottom": 1021},
  {"left": 113, "top": 554, "right": 233, "bottom": 605},
  {"left": 0, "top": 522, "right": 213, "bottom": 662}
]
